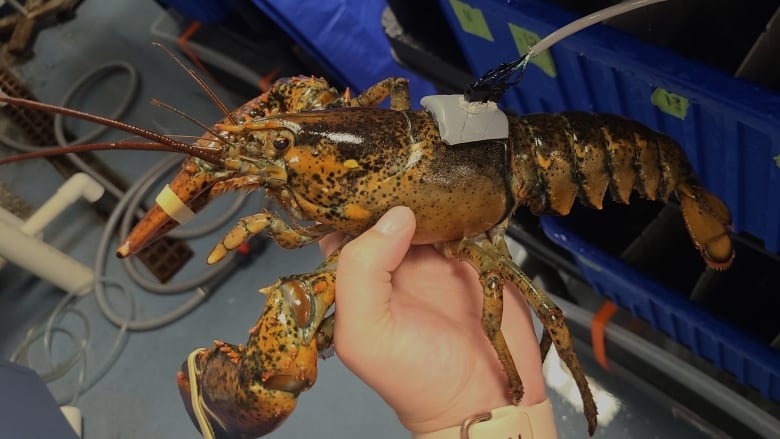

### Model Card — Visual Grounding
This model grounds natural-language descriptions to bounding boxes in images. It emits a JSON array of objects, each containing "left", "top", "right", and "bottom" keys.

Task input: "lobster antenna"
[
  {"left": 0, "top": 95, "right": 223, "bottom": 164},
  {"left": 150, "top": 98, "right": 237, "bottom": 148},
  {"left": 0, "top": 142, "right": 179, "bottom": 164},
  {"left": 152, "top": 42, "right": 238, "bottom": 125}
]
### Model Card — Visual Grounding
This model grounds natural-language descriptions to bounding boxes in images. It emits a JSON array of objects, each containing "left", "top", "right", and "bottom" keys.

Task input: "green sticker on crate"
[
  {"left": 508, "top": 23, "right": 557, "bottom": 78},
  {"left": 449, "top": 0, "right": 494, "bottom": 42},
  {"left": 775, "top": 154, "right": 780, "bottom": 169},
  {"left": 577, "top": 256, "right": 602, "bottom": 272},
  {"left": 651, "top": 88, "right": 689, "bottom": 119}
]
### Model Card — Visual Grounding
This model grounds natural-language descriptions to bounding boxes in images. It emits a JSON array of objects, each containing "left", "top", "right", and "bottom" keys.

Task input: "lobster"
[{"left": 0, "top": 71, "right": 734, "bottom": 438}]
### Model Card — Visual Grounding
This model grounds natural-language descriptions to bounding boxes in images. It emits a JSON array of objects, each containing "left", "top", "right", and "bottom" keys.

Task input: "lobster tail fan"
[{"left": 678, "top": 183, "right": 734, "bottom": 270}]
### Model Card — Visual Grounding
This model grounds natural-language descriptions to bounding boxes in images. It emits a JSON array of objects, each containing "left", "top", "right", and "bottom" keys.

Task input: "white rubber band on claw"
[
  {"left": 187, "top": 348, "right": 215, "bottom": 439},
  {"left": 156, "top": 184, "right": 196, "bottom": 224}
]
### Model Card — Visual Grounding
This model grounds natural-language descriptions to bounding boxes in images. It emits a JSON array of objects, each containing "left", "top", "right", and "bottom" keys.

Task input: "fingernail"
[{"left": 375, "top": 206, "right": 410, "bottom": 235}]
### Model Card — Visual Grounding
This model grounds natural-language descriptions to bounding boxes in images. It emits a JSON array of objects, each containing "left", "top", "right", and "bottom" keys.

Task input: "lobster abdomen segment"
[
  {"left": 508, "top": 112, "right": 694, "bottom": 215},
  {"left": 507, "top": 111, "right": 733, "bottom": 269}
]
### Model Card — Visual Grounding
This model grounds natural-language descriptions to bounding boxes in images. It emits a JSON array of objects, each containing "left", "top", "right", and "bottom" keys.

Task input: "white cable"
[
  {"left": 70, "top": 279, "right": 132, "bottom": 404},
  {"left": 530, "top": 0, "right": 671, "bottom": 56},
  {"left": 9, "top": 279, "right": 131, "bottom": 406},
  {"left": 93, "top": 154, "right": 229, "bottom": 330}
]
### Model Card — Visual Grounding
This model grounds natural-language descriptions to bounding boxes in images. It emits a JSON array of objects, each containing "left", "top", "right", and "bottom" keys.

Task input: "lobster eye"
[{"left": 272, "top": 137, "right": 290, "bottom": 150}]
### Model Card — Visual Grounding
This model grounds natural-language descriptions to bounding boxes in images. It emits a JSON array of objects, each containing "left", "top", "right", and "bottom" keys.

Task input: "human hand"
[{"left": 319, "top": 206, "right": 546, "bottom": 434}]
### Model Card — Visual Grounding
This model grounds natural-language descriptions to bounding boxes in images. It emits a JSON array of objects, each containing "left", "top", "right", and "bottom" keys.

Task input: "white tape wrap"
[{"left": 155, "top": 184, "right": 196, "bottom": 225}]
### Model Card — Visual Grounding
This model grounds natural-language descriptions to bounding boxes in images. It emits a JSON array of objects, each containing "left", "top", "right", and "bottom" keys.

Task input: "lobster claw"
[
  {"left": 116, "top": 157, "right": 230, "bottom": 257},
  {"left": 175, "top": 275, "right": 336, "bottom": 438},
  {"left": 176, "top": 346, "right": 298, "bottom": 439}
]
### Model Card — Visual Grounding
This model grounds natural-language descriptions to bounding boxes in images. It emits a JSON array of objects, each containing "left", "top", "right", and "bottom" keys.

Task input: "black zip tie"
[{"left": 464, "top": 55, "right": 530, "bottom": 103}]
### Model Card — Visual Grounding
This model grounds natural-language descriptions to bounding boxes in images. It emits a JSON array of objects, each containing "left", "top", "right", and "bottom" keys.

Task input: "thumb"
[{"left": 334, "top": 206, "right": 416, "bottom": 340}]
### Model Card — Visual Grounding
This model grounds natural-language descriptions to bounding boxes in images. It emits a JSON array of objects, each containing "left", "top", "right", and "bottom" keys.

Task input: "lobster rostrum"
[{"left": 0, "top": 73, "right": 734, "bottom": 438}]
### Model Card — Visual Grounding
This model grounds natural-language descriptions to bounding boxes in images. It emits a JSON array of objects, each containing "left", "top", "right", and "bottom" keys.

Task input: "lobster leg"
[
  {"left": 539, "top": 330, "right": 553, "bottom": 361},
  {"left": 208, "top": 214, "right": 336, "bottom": 264},
  {"left": 490, "top": 227, "right": 553, "bottom": 363},
  {"left": 494, "top": 243, "right": 598, "bottom": 435},
  {"left": 439, "top": 238, "right": 524, "bottom": 404},
  {"left": 309, "top": 245, "right": 340, "bottom": 358},
  {"left": 441, "top": 233, "right": 598, "bottom": 435},
  {"left": 314, "top": 314, "right": 336, "bottom": 356},
  {"left": 479, "top": 267, "right": 524, "bottom": 402},
  {"left": 335, "top": 77, "right": 411, "bottom": 111}
]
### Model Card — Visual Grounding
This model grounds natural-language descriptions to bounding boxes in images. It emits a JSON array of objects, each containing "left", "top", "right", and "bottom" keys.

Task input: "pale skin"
[{"left": 319, "top": 206, "right": 546, "bottom": 434}]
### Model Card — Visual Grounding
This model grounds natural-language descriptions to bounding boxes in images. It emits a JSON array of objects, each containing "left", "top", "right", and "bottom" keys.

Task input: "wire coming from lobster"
[{"left": 0, "top": 67, "right": 734, "bottom": 437}]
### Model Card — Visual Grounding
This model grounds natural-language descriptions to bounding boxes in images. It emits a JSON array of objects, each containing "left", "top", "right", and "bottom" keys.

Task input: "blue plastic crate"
[
  {"left": 541, "top": 213, "right": 780, "bottom": 403},
  {"left": 158, "top": 0, "right": 231, "bottom": 23},
  {"left": 251, "top": 0, "right": 437, "bottom": 107},
  {"left": 439, "top": 0, "right": 780, "bottom": 253}
]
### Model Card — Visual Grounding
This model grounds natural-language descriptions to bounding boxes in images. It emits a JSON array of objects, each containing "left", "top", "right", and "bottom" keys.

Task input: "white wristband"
[{"left": 412, "top": 399, "right": 557, "bottom": 439}]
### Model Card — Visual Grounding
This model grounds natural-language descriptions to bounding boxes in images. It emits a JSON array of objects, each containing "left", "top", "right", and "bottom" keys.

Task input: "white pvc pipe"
[
  {"left": 0, "top": 221, "right": 94, "bottom": 295},
  {"left": 21, "top": 173, "right": 104, "bottom": 236},
  {"left": 0, "top": 173, "right": 104, "bottom": 294},
  {"left": 0, "top": 206, "right": 25, "bottom": 228}
]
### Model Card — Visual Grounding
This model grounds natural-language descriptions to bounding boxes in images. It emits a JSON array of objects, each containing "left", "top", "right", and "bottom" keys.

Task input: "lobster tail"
[
  {"left": 508, "top": 111, "right": 734, "bottom": 269},
  {"left": 511, "top": 113, "right": 696, "bottom": 213},
  {"left": 678, "top": 183, "right": 734, "bottom": 270}
]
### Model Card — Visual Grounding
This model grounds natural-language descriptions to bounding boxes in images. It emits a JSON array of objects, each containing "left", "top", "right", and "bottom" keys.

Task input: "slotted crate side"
[
  {"left": 439, "top": 0, "right": 780, "bottom": 252},
  {"left": 541, "top": 216, "right": 780, "bottom": 403}
]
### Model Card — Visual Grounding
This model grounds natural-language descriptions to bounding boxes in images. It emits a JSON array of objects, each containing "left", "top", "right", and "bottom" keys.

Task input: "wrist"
[
  {"left": 411, "top": 399, "right": 557, "bottom": 439},
  {"left": 396, "top": 384, "right": 547, "bottom": 437}
]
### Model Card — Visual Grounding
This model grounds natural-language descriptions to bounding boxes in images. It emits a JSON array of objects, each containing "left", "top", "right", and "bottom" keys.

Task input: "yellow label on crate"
[
  {"left": 449, "top": 0, "right": 494, "bottom": 41},
  {"left": 508, "top": 23, "right": 557, "bottom": 78},
  {"left": 774, "top": 154, "right": 780, "bottom": 169},
  {"left": 651, "top": 88, "right": 689, "bottom": 119}
]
